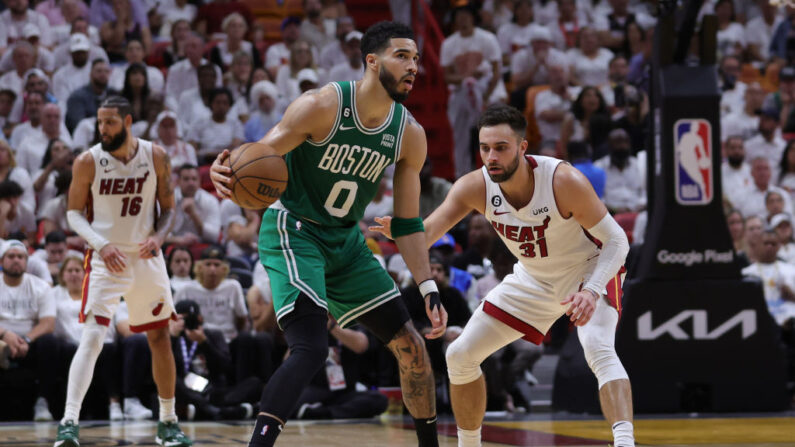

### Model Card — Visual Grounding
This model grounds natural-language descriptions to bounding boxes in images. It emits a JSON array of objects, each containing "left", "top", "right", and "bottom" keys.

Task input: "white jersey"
[
  {"left": 482, "top": 155, "right": 600, "bottom": 284},
  {"left": 88, "top": 139, "right": 158, "bottom": 252}
]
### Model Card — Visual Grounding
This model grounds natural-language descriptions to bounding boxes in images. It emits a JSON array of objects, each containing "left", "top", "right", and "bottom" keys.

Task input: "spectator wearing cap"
[
  {"left": 745, "top": 0, "right": 783, "bottom": 63},
  {"left": 745, "top": 107, "right": 786, "bottom": 174},
  {"left": 0, "top": 41, "right": 35, "bottom": 94},
  {"left": 174, "top": 246, "right": 273, "bottom": 384},
  {"left": 168, "top": 299, "right": 260, "bottom": 420},
  {"left": 741, "top": 230, "right": 795, "bottom": 326},
  {"left": 327, "top": 30, "right": 364, "bottom": 83},
  {"left": 0, "top": 180, "right": 36, "bottom": 242},
  {"left": 318, "top": 16, "right": 355, "bottom": 71},
  {"left": 276, "top": 40, "right": 321, "bottom": 105},
  {"left": 0, "top": 0, "right": 53, "bottom": 48},
  {"left": 167, "top": 164, "right": 221, "bottom": 246},
  {"left": 296, "top": 68, "right": 320, "bottom": 93},
  {"left": 441, "top": 5, "right": 505, "bottom": 177},
  {"left": 52, "top": 17, "right": 108, "bottom": 69},
  {"left": 265, "top": 16, "right": 308, "bottom": 80},
  {"left": 770, "top": 213, "right": 795, "bottom": 263},
  {"left": 594, "top": 128, "right": 646, "bottom": 213},
  {"left": 155, "top": 111, "right": 198, "bottom": 172},
  {"left": 108, "top": 39, "right": 166, "bottom": 95},
  {"left": 245, "top": 81, "right": 282, "bottom": 143},
  {"left": 165, "top": 33, "right": 222, "bottom": 108},
  {"left": 187, "top": 87, "right": 244, "bottom": 163},
  {"left": 0, "top": 239, "right": 58, "bottom": 421},
  {"left": 156, "top": 0, "right": 197, "bottom": 39},
  {"left": 569, "top": 141, "right": 606, "bottom": 198},
  {"left": 722, "top": 136, "right": 754, "bottom": 209},
  {"left": 300, "top": 0, "right": 334, "bottom": 52},
  {"left": 510, "top": 25, "right": 568, "bottom": 93},
  {"left": 0, "top": 24, "right": 54, "bottom": 74},
  {"left": 64, "top": 58, "right": 112, "bottom": 133},
  {"left": 738, "top": 157, "right": 794, "bottom": 219},
  {"left": 721, "top": 81, "right": 764, "bottom": 142}
]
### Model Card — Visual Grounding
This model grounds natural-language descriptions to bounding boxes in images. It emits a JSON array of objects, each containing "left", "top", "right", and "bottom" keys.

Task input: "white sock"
[
  {"left": 612, "top": 421, "right": 635, "bottom": 447},
  {"left": 62, "top": 320, "right": 107, "bottom": 424},
  {"left": 159, "top": 397, "right": 177, "bottom": 423},
  {"left": 457, "top": 426, "right": 481, "bottom": 447}
]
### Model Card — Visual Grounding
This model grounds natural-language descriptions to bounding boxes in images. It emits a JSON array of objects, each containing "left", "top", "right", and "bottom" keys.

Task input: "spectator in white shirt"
[
  {"left": 0, "top": 41, "right": 36, "bottom": 94},
  {"left": 722, "top": 81, "right": 764, "bottom": 142},
  {"left": 497, "top": 0, "right": 535, "bottom": 63},
  {"left": 31, "top": 138, "right": 73, "bottom": 210},
  {"left": 154, "top": 111, "right": 197, "bottom": 172},
  {"left": 739, "top": 157, "right": 794, "bottom": 219},
  {"left": 719, "top": 55, "right": 746, "bottom": 116},
  {"left": 566, "top": 27, "right": 613, "bottom": 87},
  {"left": 220, "top": 199, "right": 260, "bottom": 259},
  {"left": 9, "top": 91, "right": 45, "bottom": 150},
  {"left": 37, "top": 171, "right": 72, "bottom": 241},
  {"left": 187, "top": 87, "right": 244, "bottom": 164},
  {"left": 52, "top": 17, "right": 108, "bottom": 70},
  {"left": 441, "top": 5, "right": 504, "bottom": 177},
  {"left": 209, "top": 13, "right": 261, "bottom": 72},
  {"left": 275, "top": 40, "right": 321, "bottom": 106},
  {"left": 52, "top": 34, "right": 93, "bottom": 106},
  {"left": 167, "top": 164, "right": 221, "bottom": 246},
  {"left": 167, "top": 246, "right": 195, "bottom": 294},
  {"left": 770, "top": 213, "right": 795, "bottom": 264},
  {"left": 108, "top": 39, "right": 165, "bottom": 95},
  {"left": 0, "top": 0, "right": 53, "bottom": 48},
  {"left": 741, "top": 230, "right": 795, "bottom": 326},
  {"left": 327, "top": 30, "right": 364, "bottom": 83},
  {"left": 777, "top": 140, "right": 795, "bottom": 193},
  {"left": 176, "top": 63, "right": 219, "bottom": 130},
  {"left": 594, "top": 128, "right": 646, "bottom": 213},
  {"left": 0, "top": 24, "right": 54, "bottom": 74},
  {"left": 300, "top": 0, "right": 333, "bottom": 52},
  {"left": 265, "top": 16, "right": 303, "bottom": 80},
  {"left": 0, "top": 180, "right": 36, "bottom": 243},
  {"left": 157, "top": 0, "right": 197, "bottom": 39},
  {"left": 534, "top": 63, "right": 573, "bottom": 144},
  {"left": 722, "top": 135, "right": 754, "bottom": 208},
  {"left": 0, "top": 141, "right": 35, "bottom": 217},
  {"left": 165, "top": 32, "right": 222, "bottom": 107},
  {"left": 0, "top": 239, "right": 58, "bottom": 421},
  {"left": 745, "top": 108, "right": 786, "bottom": 175},
  {"left": 17, "top": 103, "right": 73, "bottom": 176},
  {"left": 745, "top": 0, "right": 783, "bottom": 63},
  {"left": 715, "top": 0, "right": 746, "bottom": 58},
  {"left": 318, "top": 16, "right": 355, "bottom": 71},
  {"left": 510, "top": 26, "right": 568, "bottom": 90}
]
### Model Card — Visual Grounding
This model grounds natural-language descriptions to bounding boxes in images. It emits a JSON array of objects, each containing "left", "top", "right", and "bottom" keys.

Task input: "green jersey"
[{"left": 278, "top": 81, "right": 408, "bottom": 227}]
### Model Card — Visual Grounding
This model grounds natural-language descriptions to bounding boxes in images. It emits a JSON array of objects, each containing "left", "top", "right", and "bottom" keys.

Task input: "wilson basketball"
[{"left": 224, "top": 143, "right": 288, "bottom": 210}]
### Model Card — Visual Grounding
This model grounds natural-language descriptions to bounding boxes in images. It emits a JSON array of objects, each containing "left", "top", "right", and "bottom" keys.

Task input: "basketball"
[{"left": 223, "top": 142, "right": 288, "bottom": 210}]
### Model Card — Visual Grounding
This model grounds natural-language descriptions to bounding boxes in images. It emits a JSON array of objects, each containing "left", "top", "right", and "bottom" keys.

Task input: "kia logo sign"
[{"left": 637, "top": 310, "right": 756, "bottom": 340}]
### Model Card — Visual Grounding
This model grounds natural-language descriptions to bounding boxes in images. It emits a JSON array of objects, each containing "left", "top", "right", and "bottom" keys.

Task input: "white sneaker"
[
  {"left": 109, "top": 401, "right": 124, "bottom": 421},
  {"left": 123, "top": 397, "right": 153, "bottom": 420},
  {"left": 240, "top": 402, "right": 253, "bottom": 419},
  {"left": 186, "top": 404, "right": 196, "bottom": 422},
  {"left": 33, "top": 397, "right": 53, "bottom": 422}
]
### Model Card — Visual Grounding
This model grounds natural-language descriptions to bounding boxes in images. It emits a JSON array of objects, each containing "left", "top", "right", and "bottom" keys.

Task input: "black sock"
[
  {"left": 413, "top": 416, "right": 439, "bottom": 447},
  {"left": 249, "top": 414, "right": 283, "bottom": 447}
]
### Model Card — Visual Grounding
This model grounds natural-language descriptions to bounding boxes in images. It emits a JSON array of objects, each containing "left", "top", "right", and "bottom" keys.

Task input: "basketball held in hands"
[{"left": 223, "top": 143, "right": 288, "bottom": 209}]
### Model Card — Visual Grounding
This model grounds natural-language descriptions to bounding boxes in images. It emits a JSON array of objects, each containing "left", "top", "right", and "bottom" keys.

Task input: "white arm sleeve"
[
  {"left": 66, "top": 210, "right": 109, "bottom": 252},
  {"left": 583, "top": 213, "right": 630, "bottom": 297}
]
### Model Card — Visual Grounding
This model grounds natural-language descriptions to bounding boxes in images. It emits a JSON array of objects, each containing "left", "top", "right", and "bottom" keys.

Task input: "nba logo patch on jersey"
[{"left": 674, "top": 119, "right": 713, "bottom": 205}]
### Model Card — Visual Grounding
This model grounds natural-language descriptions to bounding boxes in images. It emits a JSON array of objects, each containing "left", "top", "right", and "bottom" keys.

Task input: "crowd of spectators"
[{"left": 1, "top": 0, "right": 795, "bottom": 422}]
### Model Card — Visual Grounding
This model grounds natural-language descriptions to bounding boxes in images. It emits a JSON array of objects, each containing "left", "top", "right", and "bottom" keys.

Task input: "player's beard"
[
  {"left": 379, "top": 66, "right": 409, "bottom": 103},
  {"left": 101, "top": 126, "right": 127, "bottom": 152},
  {"left": 488, "top": 151, "right": 521, "bottom": 183}
]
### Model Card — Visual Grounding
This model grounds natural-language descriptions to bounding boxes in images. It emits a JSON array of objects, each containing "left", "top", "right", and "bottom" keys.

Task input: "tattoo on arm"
[
  {"left": 154, "top": 208, "right": 176, "bottom": 241},
  {"left": 158, "top": 151, "right": 174, "bottom": 198}
]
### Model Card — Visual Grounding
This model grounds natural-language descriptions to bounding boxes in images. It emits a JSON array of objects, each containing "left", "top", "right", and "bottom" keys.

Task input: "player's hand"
[
  {"left": 138, "top": 236, "right": 162, "bottom": 259},
  {"left": 560, "top": 289, "right": 598, "bottom": 326},
  {"left": 210, "top": 150, "right": 233, "bottom": 199},
  {"left": 424, "top": 291, "right": 448, "bottom": 339},
  {"left": 99, "top": 244, "right": 128, "bottom": 273},
  {"left": 368, "top": 216, "right": 393, "bottom": 240}
]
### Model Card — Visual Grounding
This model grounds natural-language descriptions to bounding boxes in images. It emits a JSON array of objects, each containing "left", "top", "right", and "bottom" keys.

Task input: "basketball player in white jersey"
[
  {"left": 372, "top": 104, "right": 635, "bottom": 447},
  {"left": 54, "top": 97, "right": 192, "bottom": 447}
]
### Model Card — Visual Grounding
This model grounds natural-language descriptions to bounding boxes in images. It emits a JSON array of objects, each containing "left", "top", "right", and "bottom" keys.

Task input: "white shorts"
[
  {"left": 482, "top": 262, "right": 624, "bottom": 344},
  {"left": 80, "top": 249, "right": 175, "bottom": 333}
]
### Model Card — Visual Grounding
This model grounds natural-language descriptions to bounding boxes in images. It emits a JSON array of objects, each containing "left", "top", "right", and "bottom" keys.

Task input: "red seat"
[
  {"left": 378, "top": 241, "right": 398, "bottom": 257},
  {"left": 613, "top": 212, "right": 638, "bottom": 243},
  {"left": 199, "top": 165, "right": 216, "bottom": 193}
]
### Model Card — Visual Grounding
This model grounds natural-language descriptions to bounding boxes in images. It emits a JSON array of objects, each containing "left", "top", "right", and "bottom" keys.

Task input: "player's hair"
[
  {"left": 208, "top": 87, "right": 234, "bottom": 106},
  {"left": 99, "top": 96, "right": 133, "bottom": 121},
  {"left": 58, "top": 256, "right": 85, "bottom": 285},
  {"left": 45, "top": 230, "right": 67, "bottom": 244},
  {"left": 477, "top": 104, "right": 527, "bottom": 138},
  {"left": 177, "top": 163, "right": 198, "bottom": 175},
  {"left": 0, "top": 180, "right": 24, "bottom": 200},
  {"left": 360, "top": 21, "right": 414, "bottom": 65}
]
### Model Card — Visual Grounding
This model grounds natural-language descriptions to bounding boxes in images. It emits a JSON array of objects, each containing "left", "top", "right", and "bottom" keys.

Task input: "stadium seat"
[
  {"left": 229, "top": 267, "right": 253, "bottom": 289},
  {"left": 199, "top": 165, "right": 215, "bottom": 193},
  {"left": 613, "top": 212, "right": 638, "bottom": 243},
  {"left": 226, "top": 255, "right": 253, "bottom": 271}
]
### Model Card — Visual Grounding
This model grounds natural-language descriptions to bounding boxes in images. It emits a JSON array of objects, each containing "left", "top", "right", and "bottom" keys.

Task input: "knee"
[
  {"left": 579, "top": 334, "right": 627, "bottom": 388},
  {"left": 290, "top": 337, "right": 328, "bottom": 366},
  {"left": 389, "top": 325, "right": 431, "bottom": 374},
  {"left": 445, "top": 338, "right": 482, "bottom": 385},
  {"left": 145, "top": 327, "right": 170, "bottom": 348}
]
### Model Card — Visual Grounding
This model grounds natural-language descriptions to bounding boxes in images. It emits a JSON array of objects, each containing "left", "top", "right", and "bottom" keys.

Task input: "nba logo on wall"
[{"left": 674, "top": 119, "right": 713, "bottom": 205}]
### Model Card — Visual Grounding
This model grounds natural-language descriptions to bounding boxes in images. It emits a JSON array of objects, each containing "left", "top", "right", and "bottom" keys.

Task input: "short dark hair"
[
  {"left": 208, "top": 87, "right": 233, "bottom": 105},
  {"left": 0, "top": 180, "right": 23, "bottom": 200},
  {"left": 178, "top": 163, "right": 198, "bottom": 175},
  {"left": 477, "top": 104, "right": 527, "bottom": 137},
  {"left": 45, "top": 230, "right": 67, "bottom": 245},
  {"left": 197, "top": 63, "right": 216, "bottom": 76},
  {"left": 360, "top": 21, "right": 415, "bottom": 65},
  {"left": 91, "top": 58, "right": 107, "bottom": 69},
  {"left": 99, "top": 95, "right": 133, "bottom": 121}
]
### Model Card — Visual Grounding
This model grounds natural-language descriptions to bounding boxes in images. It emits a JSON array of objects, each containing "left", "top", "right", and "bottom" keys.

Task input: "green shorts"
[{"left": 258, "top": 207, "right": 400, "bottom": 328}]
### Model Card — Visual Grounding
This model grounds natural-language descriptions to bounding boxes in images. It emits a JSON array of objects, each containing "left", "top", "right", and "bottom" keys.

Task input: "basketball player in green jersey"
[{"left": 210, "top": 22, "right": 447, "bottom": 447}]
